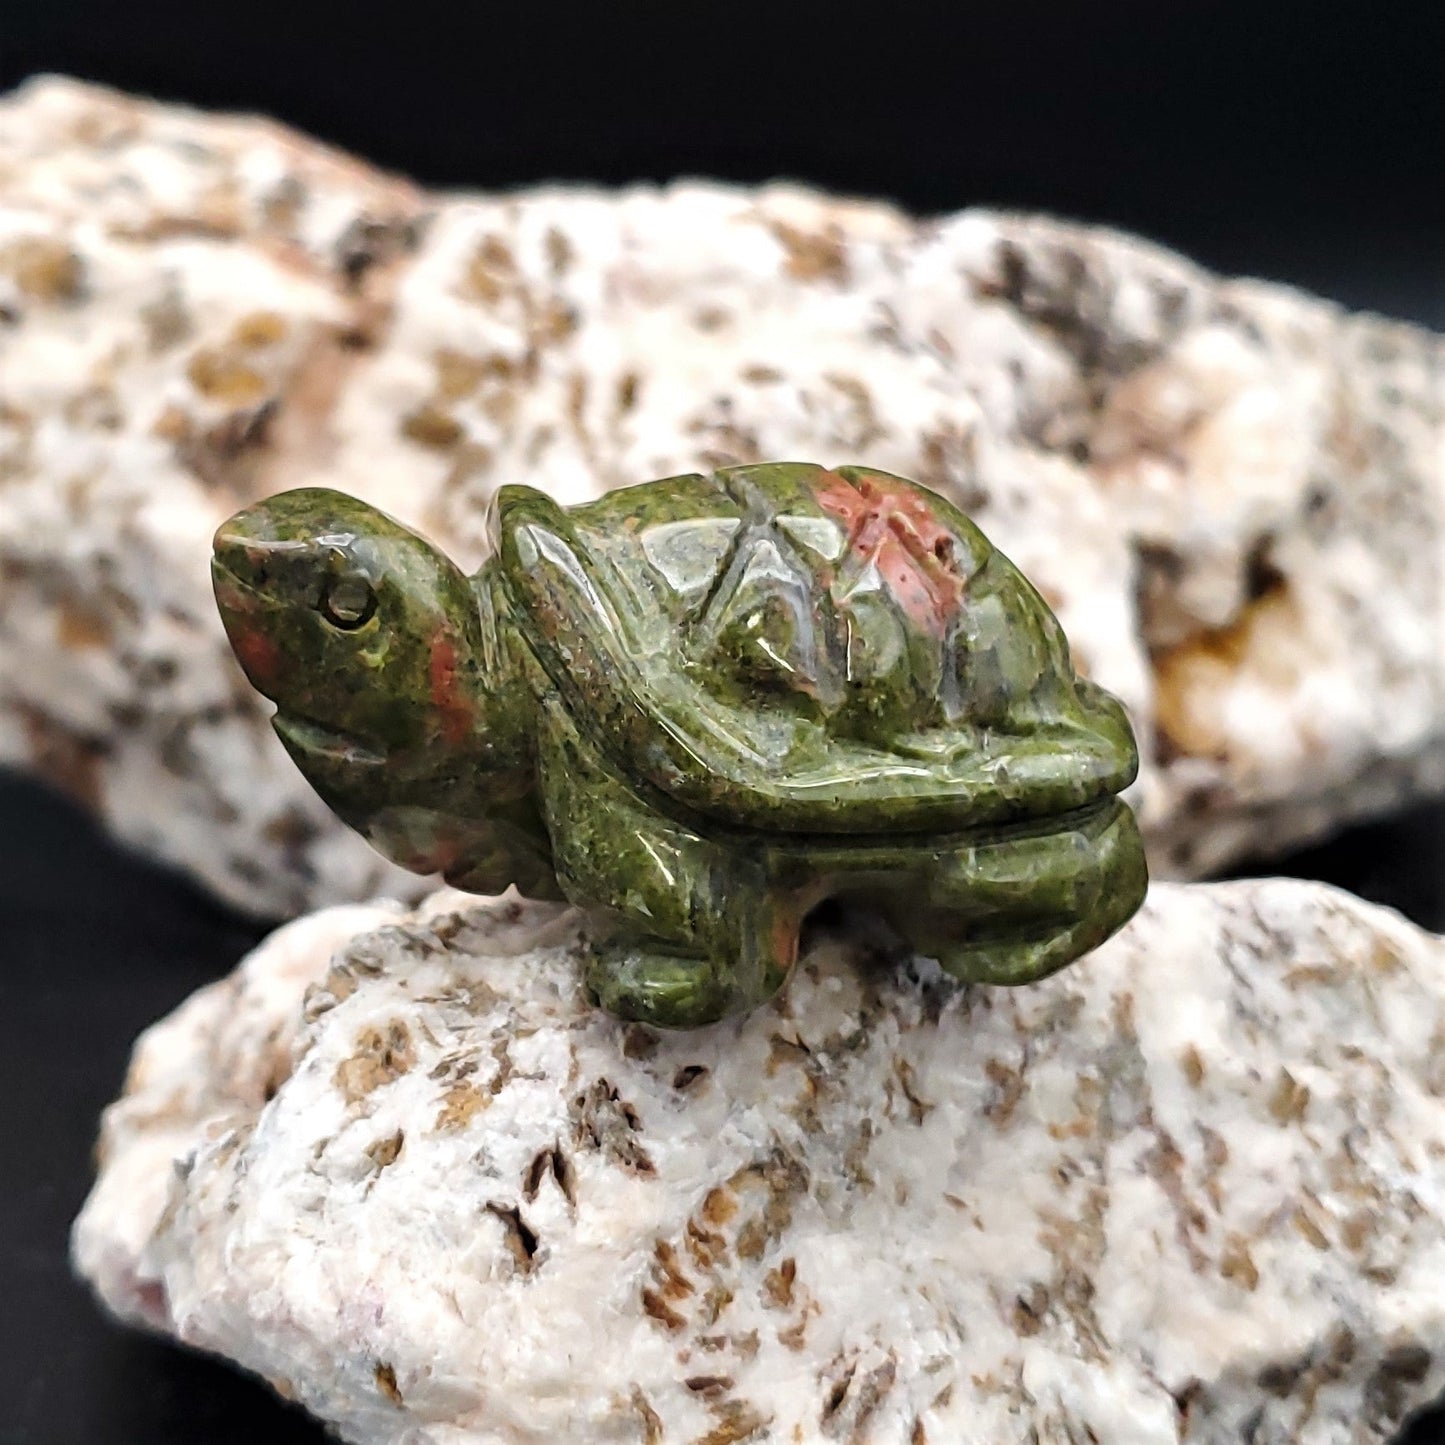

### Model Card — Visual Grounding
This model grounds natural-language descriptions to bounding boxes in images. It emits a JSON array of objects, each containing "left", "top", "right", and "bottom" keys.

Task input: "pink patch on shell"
[{"left": 814, "top": 471, "right": 970, "bottom": 637}]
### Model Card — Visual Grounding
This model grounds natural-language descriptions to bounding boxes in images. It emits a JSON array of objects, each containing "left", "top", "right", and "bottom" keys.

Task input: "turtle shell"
[{"left": 492, "top": 462, "right": 1137, "bottom": 834}]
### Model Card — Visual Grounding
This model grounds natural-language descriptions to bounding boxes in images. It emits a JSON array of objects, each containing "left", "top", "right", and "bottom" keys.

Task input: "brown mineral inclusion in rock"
[{"left": 212, "top": 462, "right": 1146, "bottom": 1026}]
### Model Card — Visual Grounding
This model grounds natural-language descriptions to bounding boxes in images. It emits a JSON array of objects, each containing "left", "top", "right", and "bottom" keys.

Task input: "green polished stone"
[{"left": 213, "top": 463, "right": 1147, "bottom": 1027}]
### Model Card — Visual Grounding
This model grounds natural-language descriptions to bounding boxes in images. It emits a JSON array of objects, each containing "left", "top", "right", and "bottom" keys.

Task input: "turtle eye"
[{"left": 320, "top": 571, "right": 377, "bottom": 630}]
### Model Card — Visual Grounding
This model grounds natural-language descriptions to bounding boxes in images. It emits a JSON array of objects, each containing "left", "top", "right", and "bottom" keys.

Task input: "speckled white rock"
[
  {"left": 2, "top": 77, "right": 1442, "bottom": 915},
  {"left": 73, "top": 880, "right": 1445, "bottom": 1444}
]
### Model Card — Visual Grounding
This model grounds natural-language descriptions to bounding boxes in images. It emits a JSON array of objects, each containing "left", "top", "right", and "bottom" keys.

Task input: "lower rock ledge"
[{"left": 72, "top": 880, "right": 1445, "bottom": 1444}]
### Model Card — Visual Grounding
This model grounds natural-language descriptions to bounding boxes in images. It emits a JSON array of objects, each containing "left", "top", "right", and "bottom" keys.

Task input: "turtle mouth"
[{"left": 273, "top": 713, "right": 388, "bottom": 768}]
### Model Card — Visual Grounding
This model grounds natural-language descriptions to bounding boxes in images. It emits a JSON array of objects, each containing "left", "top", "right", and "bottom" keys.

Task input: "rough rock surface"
[
  {"left": 73, "top": 880, "right": 1445, "bottom": 1444},
  {"left": 2, "top": 77, "right": 1443, "bottom": 916}
]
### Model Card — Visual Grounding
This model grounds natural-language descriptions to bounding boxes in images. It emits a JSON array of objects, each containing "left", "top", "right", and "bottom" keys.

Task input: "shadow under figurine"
[{"left": 212, "top": 462, "right": 1147, "bottom": 1027}]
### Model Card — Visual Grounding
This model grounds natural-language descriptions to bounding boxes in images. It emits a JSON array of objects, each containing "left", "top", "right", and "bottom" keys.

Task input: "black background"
[{"left": 1, "top": 2, "right": 1443, "bottom": 1441}]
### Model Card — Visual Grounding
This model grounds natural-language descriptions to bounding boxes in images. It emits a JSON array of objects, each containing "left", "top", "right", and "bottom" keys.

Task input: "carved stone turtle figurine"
[{"left": 212, "top": 462, "right": 1147, "bottom": 1028}]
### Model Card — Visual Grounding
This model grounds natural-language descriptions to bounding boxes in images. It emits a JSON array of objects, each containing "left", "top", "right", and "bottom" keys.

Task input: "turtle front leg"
[
  {"left": 588, "top": 944, "right": 729, "bottom": 1029},
  {"left": 537, "top": 707, "right": 801, "bottom": 1028}
]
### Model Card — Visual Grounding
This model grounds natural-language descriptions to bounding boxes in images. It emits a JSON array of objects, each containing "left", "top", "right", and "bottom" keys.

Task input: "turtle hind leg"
[
  {"left": 907, "top": 802, "right": 1147, "bottom": 986},
  {"left": 538, "top": 706, "right": 802, "bottom": 1029}
]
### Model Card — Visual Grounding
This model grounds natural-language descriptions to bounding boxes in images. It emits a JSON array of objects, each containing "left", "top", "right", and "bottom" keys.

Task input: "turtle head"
[
  {"left": 212, "top": 488, "right": 489, "bottom": 771},
  {"left": 213, "top": 488, "right": 550, "bottom": 895}
]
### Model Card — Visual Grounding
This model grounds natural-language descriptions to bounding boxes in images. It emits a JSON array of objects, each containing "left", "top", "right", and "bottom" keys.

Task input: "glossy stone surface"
[
  {"left": 3, "top": 80, "right": 1440, "bottom": 920},
  {"left": 212, "top": 465, "right": 1146, "bottom": 1025}
]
